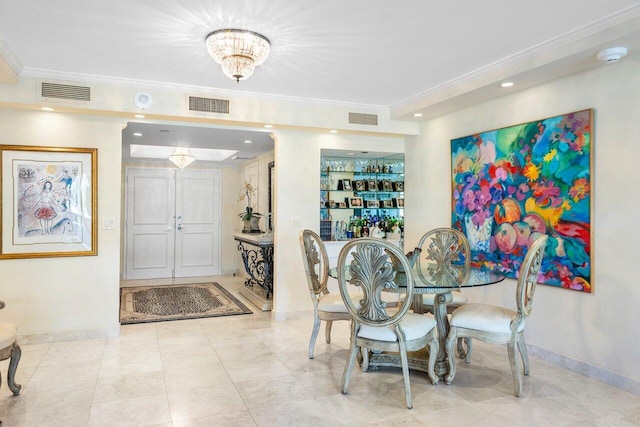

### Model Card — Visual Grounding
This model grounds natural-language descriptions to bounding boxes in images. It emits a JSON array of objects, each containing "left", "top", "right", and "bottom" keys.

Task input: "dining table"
[{"left": 331, "top": 259, "right": 505, "bottom": 379}]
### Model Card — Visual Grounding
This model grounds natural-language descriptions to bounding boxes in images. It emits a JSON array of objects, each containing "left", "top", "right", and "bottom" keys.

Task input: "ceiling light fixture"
[
  {"left": 329, "top": 130, "right": 338, "bottom": 134},
  {"left": 500, "top": 81, "right": 514, "bottom": 88},
  {"left": 264, "top": 124, "right": 273, "bottom": 129},
  {"left": 205, "top": 29, "right": 271, "bottom": 82},
  {"left": 133, "top": 132, "right": 142, "bottom": 137},
  {"left": 41, "top": 107, "right": 55, "bottom": 112},
  {"left": 169, "top": 147, "right": 195, "bottom": 169},
  {"left": 244, "top": 140, "right": 252, "bottom": 144},
  {"left": 413, "top": 113, "right": 423, "bottom": 117},
  {"left": 134, "top": 114, "right": 145, "bottom": 119}
]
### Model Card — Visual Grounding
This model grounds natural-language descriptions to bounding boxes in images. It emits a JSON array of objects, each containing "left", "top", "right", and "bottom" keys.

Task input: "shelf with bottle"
[{"left": 332, "top": 214, "right": 404, "bottom": 240}]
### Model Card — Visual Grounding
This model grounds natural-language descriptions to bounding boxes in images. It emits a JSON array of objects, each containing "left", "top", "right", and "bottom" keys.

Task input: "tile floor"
[{"left": 1, "top": 275, "right": 639, "bottom": 426}]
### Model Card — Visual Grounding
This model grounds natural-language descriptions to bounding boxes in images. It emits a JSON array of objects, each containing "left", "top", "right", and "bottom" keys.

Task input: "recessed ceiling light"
[
  {"left": 329, "top": 130, "right": 338, "bottom": 134},
  {"left": 133, "top": 132, "right": 142, "bottom": 137},
  {"left": 264, "top": 124, "right": 273, "bottom": 129},
  {"left": 244, "top": 140, "right": 252, "bottom": 144},
  {"left": 413, "top": 113, "right": 423, "bottom": 117},
  {"left": 134, "top": 114, "right": 145, "bottom": 119},
  {"left": 347, "top": 152, "right": 356, "bottom": 156},
  {"left": 41, "top": 107, "right": 55, "bottom": 112},
  {"left": 500, "top": 81, "right": 514, "bottom": 88}
]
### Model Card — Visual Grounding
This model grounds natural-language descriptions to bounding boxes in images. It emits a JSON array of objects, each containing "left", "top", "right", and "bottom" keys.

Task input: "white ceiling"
[{"left": 1, "top": 0, "right": 639, "bottom": 161}]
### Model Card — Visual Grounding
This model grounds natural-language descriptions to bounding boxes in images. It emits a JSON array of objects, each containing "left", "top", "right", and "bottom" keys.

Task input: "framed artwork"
[
  {"left": 367, "top": 179, "right": 378, "bottom": 191},
  {"left": 382, "top": 180, "right": 393, "bottom": 192},
  {"left": 340, "top": 178, "right": 352, "bottom": 191},
  {"left": 354, "top": 180, "right": 366, "bottom": 191},
  {"left": 348, "top": 197, "right": 363, "bottom": 208},
  {"left": 366, "top": 199, "right": 380, "bottom": 208},
  {"left": 0, "top": 145, "right": 97, "bottom": 259},
  {"left": 394, "top": 198, "right": 404, "bottom": 208},
  {"left": 394, "top": 181, "right": 404, "bottom": 191},
  {"left": 382, "top": 199, "right": 394, "bottom": 208},
  {"left": 451, "top": 109, "right": 592, "bottom": 292},
  {"left": 338, "top": 201, "right": 347, "bottom": 208}
]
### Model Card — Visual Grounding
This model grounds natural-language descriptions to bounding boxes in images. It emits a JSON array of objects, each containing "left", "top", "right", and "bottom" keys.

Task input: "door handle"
[{"left": 177, "top": 224, "right": 185, "bottom": 231}]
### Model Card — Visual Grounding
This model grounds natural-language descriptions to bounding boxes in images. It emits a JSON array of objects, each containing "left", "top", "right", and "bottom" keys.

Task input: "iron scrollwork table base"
[{"left": 234, "top": 233, "right": 274, "bottom": 299}]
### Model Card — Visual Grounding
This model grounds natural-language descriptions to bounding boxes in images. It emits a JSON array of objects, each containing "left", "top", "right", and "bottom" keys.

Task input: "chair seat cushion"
[
  {"left": 450, "top": 303, "right": 524, "bottom": 334},
  {"left": 0, "top": 322, "right": 17, "bottom": 349},
  {"left": 421, "top": 291, "right": 468, "bottom": 307},
  {"left": 357, "top": 313, "right": 436, "bottom": 342}
]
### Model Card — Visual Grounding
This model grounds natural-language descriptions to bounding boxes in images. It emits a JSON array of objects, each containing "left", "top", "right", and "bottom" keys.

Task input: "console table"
[{"left": 233, "top": 233, "right": 274, "bottom": 311}]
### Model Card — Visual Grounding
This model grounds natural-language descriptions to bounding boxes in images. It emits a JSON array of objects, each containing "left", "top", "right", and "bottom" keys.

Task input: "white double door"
[{"left": 125, "top": 168, "right": 221, "bottom": 280}]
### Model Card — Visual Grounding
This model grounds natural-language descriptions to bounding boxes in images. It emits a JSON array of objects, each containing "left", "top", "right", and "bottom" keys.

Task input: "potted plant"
[{"left": 238, "top": 181, "right": 262, "bottom": 232}]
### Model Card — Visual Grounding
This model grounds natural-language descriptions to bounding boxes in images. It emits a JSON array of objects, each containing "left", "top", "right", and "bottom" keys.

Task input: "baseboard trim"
[
  {"left": 18, "top": 326, "right": 121, "bottom": 345},
  {"left": 527, "top": 344, "right": 640, "bottom": 396}
]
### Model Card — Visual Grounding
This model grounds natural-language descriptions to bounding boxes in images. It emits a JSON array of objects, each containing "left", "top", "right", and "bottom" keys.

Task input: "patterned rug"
[{"left": 120, "top": 282, "right": 252, "bottom": 324}]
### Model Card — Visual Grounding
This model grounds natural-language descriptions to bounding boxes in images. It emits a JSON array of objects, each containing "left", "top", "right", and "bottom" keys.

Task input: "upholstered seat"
[
  {"left": 358, "top": 314, "right": 436, "bottom": 342},
  {"left": 337, "top": 238, "right": 439, "bottom": 409},
  {"left": 445, "top": 235, "right": 548, "bottom": 397},
  {"left": 0, "top": 301, "right": 21, "bottom": 396}
]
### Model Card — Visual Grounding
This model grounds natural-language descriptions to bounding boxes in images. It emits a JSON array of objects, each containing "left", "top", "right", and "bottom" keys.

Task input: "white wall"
[
  {"left": 404, "top": 53, "right": 640, "bottom": 391},
  {"left": 0, "top": 109, "right": 122, "bottom": 337},
  {"left": 272, "top": 130, "right": 405, "bottom": 317}
]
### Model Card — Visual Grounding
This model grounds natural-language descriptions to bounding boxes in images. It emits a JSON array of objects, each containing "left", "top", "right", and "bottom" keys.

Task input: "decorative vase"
[
  {"left": 464, "top": 214, "right": 493, "bottom": 252},
  {"left": 250, "top": 216, "right": 261, "bottom": 232},
  {"left": 242, "top": 219, "right": 251, "bottom": 232}
]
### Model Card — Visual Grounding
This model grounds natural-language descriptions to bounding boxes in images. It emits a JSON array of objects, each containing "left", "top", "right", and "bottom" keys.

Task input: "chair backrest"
[
  {"left": 416, "top": 228, "right": 470, "bottom": 266},
  {"left": 299, "top": 229, "right": 330, "bottom": 296},
  {"left": 337, "top": 238, "right": 414, "bottom": 328},
  {"left": 515, "top": 235, "right": 548, "bottom": 319}
]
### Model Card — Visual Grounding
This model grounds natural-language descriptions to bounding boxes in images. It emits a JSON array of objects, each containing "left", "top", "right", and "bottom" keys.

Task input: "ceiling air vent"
[
  {"left": 41, "top": 82, "right": 91, "bottom": 101},
  {"left": 348, "top": 112, "right": 378, "bottom": 126},
  {"left": 188, "top": 96, "right": 229, "bottom": 114}
]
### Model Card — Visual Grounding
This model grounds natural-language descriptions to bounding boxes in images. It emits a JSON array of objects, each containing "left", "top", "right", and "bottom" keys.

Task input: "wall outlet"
[{"left": 103, "top": 217, "right": 116, "bottom": 229}]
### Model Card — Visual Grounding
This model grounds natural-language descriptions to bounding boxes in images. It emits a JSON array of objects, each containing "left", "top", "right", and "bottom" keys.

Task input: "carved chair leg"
[
  {"left": 398, "top": 341, "right": 413, "bottom": 409},
  {"left": 427, "top": 337, "right": 439, "bottom": 385},
  {"left": 325, "top": 320, "right": 333, "bottom": 343},
  {"left": 508, "top": 340, "right": 523, "bottom": 397},
  {"left": 308, "top": 317, "right": 321, "bottom": 359},
  {"left": 517, "top": 333, "right": 530, "bottom": 375},
  {"left": 341, "top": 344, "right": 360, "bottom": 395},
  {"left": 464, "top": 338, "right": 472, "bottom": 363},
  {"left": 444, "top": 328, "right": 458, "bottom": 385},
  {"left": 8, "top": 343, "right": 21, "bottom": 396}
]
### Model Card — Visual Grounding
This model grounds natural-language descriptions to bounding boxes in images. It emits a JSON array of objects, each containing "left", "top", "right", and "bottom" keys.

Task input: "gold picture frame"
[{"left": 0, "top": 145, "right": 98, "bottom": 259}]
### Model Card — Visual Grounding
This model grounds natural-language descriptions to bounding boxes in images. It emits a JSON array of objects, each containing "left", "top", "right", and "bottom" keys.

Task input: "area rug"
[{"left": 120, "top": 282, "right": 252, "bottom": 324}]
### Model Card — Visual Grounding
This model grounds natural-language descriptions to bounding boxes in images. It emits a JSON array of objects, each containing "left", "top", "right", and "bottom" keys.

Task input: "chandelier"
[
  {"left": 205, "top": 29, "right": 271, "bottom": 82},
  {"left": 169, "top": 147, "right": 195, "bottom": 169}
]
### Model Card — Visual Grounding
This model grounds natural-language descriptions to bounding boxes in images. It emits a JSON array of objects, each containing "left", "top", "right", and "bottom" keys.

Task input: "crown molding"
[
  {"left": 0, "top": 37, "right": 23, "bottom": 76},
  {"left": 391, "top": 3, "right": 640, "bottom": 119}
]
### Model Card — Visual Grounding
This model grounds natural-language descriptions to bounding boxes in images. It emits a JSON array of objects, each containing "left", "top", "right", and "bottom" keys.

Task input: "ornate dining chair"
[
  {"left": 299, "top": 229, "right": 351, "bottom": 359},
  {"left": 337, "top": 238, "right": 438, "bottom": 409},
  {"left": 0, "top": 300, "right": 22, "bottom": 396},
  {"left": 444, "top": 235, "right": 548, "bottom": 397},
  {"left": 415, "top": 228, "right": 471, "bottom": 313}
]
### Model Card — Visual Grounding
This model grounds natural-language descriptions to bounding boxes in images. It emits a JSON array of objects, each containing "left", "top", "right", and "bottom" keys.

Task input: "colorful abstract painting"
[{"left": 451, "top": 109, "right": 592, "bottom": 292}]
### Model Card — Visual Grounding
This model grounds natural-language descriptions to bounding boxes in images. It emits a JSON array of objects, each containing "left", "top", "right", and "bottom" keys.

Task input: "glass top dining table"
[{"left": 330, "top": 261, "right": 505, "bottom": 378}]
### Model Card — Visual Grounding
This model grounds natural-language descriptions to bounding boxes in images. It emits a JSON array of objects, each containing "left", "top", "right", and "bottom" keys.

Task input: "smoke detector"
[{"left": 596, "top": 47, "right": 628, "bottom": 64}]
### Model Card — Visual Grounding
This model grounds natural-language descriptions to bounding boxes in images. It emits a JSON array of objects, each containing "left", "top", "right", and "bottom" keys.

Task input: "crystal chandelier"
[
  {"left": 169, "top": 147, "right": 195, "bottom": 169},
  {"left": 205, "top": 29, "right": 271, "bottom": 82}
]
